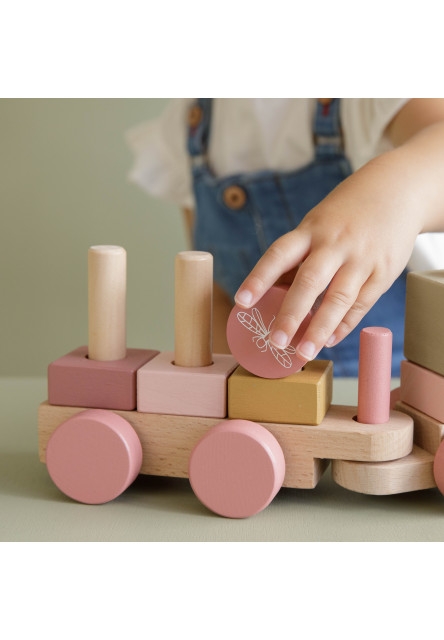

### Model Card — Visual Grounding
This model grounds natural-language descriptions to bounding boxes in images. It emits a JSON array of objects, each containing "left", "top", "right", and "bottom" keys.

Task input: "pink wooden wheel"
[
  {"left": 46, "top": 409, "right": 143, "bottom": 504},
  {"left": 433, "top": 439, "right": 444, "bottom": 496},
  {"left": 226, "top": 284, "right": 311, "bottom": 379},
  {"left": 189, "top": 419, "right": 286, "bottom": 518}
]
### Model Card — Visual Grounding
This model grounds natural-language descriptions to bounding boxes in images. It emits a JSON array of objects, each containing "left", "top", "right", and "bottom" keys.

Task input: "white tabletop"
[{"left": 1, "top": 376, "right": 442, "bottom": 542}]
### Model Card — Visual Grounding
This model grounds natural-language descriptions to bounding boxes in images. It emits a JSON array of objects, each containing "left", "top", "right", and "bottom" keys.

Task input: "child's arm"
[{"left": 234, "top": 99, "right": 444, "bottom": 361}]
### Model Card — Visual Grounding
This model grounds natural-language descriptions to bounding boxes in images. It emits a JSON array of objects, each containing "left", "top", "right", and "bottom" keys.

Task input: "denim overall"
[{"left": 188, "top": 99, "right": 406, "bottom": 376}]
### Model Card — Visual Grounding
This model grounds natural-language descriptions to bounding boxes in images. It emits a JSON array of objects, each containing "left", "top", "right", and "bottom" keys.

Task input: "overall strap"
[
  {"left": 187, "top": 98, "right": 213, "bottom": 159},
  {"left": 313, "top": 98, "right": 344, "bottom": 160}
]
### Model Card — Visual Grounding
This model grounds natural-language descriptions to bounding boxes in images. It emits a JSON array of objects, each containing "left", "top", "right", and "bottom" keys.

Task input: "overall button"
[
  {"left": 223, "top": 185, "right": 247, "bottom": 210},
  {"left": 188, "top": 105, "right": 203, "bottom": 128}
]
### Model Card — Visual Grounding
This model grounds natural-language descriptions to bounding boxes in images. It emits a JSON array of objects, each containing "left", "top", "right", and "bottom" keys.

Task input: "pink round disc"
[
  {"left": 189, "top": 419, "right": 286, "bottom": 518},
  {"left": 226, "top": 284, "right": 311, "bottom": 378},
  {"left": 433, "top": 439, "right": 444, "bottom": 496},
  {"left": 46, "top": 409, "right": 143, "bottom": 504}
]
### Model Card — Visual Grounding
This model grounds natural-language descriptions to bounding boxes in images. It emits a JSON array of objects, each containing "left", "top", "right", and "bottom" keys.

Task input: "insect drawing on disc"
[{"left": 237, "top": 308, "right": 296, "bottom": 368}]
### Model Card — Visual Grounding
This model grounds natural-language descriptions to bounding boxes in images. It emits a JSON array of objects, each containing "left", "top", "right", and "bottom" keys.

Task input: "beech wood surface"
[
  {"left": 332, "top": 446, "right": 435, "bottom": 495},
  {"left": 395, "top": 400, "right": 444, "bottom": 455},
  {"left": 38, "top": 402, "right": 413, "bottom": 490}
]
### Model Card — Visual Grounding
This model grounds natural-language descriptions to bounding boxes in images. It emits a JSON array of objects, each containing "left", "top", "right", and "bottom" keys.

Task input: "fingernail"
[
  {"left": 270, "top": 330, "right": 289, "bottom": 348},
  {"left": 297, "top": 340, "right": 316, "bottom": 360},
  {"left": 326, "top": 334, "right": 336, "bottom": 347},
  {"left": 235, "top": 289, "right": 253, "bottom": 307}
]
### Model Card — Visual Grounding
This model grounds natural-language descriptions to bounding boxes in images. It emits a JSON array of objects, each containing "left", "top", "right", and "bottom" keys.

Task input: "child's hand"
[{"left": 234, "top": 151, "right": 424, "bottom": 361}]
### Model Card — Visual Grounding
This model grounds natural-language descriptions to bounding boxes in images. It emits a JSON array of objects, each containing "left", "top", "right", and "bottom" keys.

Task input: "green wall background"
[{"left": 0, "top": 99, "right": 187, "bottom": 376}]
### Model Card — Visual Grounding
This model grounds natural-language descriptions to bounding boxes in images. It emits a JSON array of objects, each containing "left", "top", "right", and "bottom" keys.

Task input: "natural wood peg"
[
  {"left": 88, "top": 245, "right": 127, "bottom": 361},
  {"left": 175, "top": 251, "right": 213, "bottom": 367}
]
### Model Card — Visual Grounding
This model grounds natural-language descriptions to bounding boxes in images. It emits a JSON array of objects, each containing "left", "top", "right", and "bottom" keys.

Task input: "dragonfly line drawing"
[{"left": 237, "top": 307, "right": 296, "bottom": 368}]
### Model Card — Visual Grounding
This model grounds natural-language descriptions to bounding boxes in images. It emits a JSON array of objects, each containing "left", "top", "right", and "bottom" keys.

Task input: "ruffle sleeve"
[{"left": 126, "top": 98, "right": 195, "bottom": 208}]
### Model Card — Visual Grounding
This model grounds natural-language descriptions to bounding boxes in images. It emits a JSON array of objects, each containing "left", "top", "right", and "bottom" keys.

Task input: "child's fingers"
[
  {"left": 234, "top": 230, "right": 311, "bottom": 308},
  {"left": 268, "top": 249, "right": 343, "bottom": 350},
  {"left": 291, "top": 265, "right": 370, "bottom": 359},
  {"left": 323, "top": 277, "right": 382, "bottom": 348}
]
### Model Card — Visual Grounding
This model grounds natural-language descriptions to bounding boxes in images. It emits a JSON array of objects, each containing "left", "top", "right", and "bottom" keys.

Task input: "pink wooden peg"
[{"left": 357, "top": 327, "right": 392, "bottom": 424}]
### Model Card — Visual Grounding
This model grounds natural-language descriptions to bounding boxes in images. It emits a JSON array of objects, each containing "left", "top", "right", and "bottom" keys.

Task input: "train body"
[{"left": 37, "top": 248, "right": 444, "bottom": 518}]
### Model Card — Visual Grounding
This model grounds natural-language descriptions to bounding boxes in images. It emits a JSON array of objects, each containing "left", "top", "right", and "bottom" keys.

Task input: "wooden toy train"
[{"left": 37, "top": 246, "right": 444, "bottom": 518}]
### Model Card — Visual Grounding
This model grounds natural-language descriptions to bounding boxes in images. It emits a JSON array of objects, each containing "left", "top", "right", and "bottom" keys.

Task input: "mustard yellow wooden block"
[{"left": 228, "top": 359, "right": 333, "bottom": 425}]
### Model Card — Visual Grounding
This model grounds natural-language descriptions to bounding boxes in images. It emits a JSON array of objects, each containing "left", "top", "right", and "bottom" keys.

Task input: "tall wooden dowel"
[
  {"left": 175, "top": 251, "right": 213, "bottom": 367},
  {"left": 88, "top": 245, "right": 127, "bottom": 361},
  {"left": 357, "top": 327, "right": 392, "bottom": 424}
]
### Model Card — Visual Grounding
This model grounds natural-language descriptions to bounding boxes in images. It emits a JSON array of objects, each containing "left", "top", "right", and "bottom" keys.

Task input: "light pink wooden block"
[
  {"left": 357, "top": 327, "right": 392, "bottom": 424},
  {"left": 400, "top": 360, "right": 444, "bottom": 423},
  {"left": 189, "top": 419, "right": 286, "bottom": 518},
  {"left": 226, "top": 284, "right": 311, "bottom": 379},
  {"left": 48, "top": 346, "right": 159, "bottom": 411},
  {"left": 137, "top": 351, "right": 238, "bottom": 418},
  {"left": 46, "top": 409, "right": 143, "bottom": 504}
]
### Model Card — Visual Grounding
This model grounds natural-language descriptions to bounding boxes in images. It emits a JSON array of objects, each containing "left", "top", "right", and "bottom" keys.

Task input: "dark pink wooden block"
[{"left": 48, "top": 346, "right": 159, "bottom": 410}]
